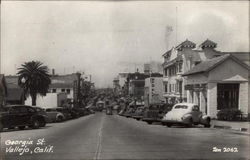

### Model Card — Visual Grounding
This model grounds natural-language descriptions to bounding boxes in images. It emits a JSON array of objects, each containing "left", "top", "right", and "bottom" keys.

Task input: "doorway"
[{"left": 217, "top": 83, "right": 239, "bottom": 110}]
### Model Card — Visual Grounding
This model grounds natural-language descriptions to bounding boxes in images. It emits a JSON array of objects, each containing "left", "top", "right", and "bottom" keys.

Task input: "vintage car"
[
  {"left": 123, "top": 107, "right": 136, "bottom": 118},
  {"left": 142, "top": 103, "right": 172, "bottom": 124},
  {"left": 161, "top": 103, "right": 211, "bottom": 128},
  {"left": 132, "top": 107, "right": 146, "bottom": 120},
  {"left": 95, "top": 101, "right": 105, "bottom": 112},
  {"left": 45, "top": 108, "right": 67, "bottom": 122},
  {"left": 0, "top": 105, "right": 47, "bottom": 132},
  {"left": 106, "top": 106, "right": 113, "bottom": 115}
]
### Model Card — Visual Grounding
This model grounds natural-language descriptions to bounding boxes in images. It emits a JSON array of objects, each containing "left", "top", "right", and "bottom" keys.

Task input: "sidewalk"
[{"left": 211, "top": 120, "right": 250, "bottom": 133}]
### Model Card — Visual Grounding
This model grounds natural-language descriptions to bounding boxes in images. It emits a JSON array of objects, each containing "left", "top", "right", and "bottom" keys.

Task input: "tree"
[{"left": 17, "top": 61, "right": 51, "bottom": 106}]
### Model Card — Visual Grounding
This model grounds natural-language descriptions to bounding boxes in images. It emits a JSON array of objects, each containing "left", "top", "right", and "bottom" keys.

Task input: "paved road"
[{"left": 1, "top": 112, "right": 249, "bottom": 160}]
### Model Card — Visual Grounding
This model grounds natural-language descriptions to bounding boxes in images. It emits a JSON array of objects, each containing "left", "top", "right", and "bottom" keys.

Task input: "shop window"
[{"left": 61, "top": 89, "right": 65, "bottom": 92}]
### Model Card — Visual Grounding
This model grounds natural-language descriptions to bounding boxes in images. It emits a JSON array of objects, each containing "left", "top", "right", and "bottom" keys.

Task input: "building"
[
  {"left": 48, "top": 73, "right": 79, "bottom": 102},
  {"left": 144, "top": 61, "right": 163, "bottom": 75},
  {"left": 0, "top": 74, "right": 8, "bottom": 107},
  {"left": 162, "top": 39, "right": 224, "bottom": 104},
  {"left": 25, "top": 92, "right": 67, "bottom": 108},
  {"left": 5, "top": 76, "right": 24, "bottom": 105},
  {"left": 144, "top": 77, "right": 164, "bottom": 107},
  {"left": 113, "top": 77, "right": 121, "bottom": 96},
  {"left": 182, "top": 54, "right": 249, "bottom": 118}
]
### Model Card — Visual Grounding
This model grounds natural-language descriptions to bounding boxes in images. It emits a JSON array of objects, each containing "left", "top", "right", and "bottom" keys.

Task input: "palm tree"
[{"left": 17, "top": 61, "right": 51, "bottom": 106}]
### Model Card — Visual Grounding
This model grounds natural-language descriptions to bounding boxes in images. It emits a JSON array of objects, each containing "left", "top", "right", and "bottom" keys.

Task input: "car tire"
[
  {"left": 147, "top": 121, "right": 152, "bottom": 125},
  {"left": 18, "top": 126, "right": 26, "bottom": 130},
  {"left": 204, "top": 119, "right": 211, "bottom": 128},
  {"left": 57, "top": 116, "right": 64, "bottom": 122},
  {"left": 186, "top": 118, "right": 193, "bottom": 128},
  {"left": 39, "top": 119, "right": 46, "bottom": 127},
  {"left": 166, "top": 123, "right": 172, "bottom": 127},
  {"left": 31, "top": 119, "right": 40, "bottom": 129}
]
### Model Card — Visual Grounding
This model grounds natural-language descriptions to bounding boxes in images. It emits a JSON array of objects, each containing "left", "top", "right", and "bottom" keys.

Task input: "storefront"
[{"left": 183, "top": 54, "right": 249, "bottom": 118}]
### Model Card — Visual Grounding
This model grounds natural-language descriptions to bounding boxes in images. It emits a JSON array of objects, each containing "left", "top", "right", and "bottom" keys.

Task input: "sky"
[{"left": 1, "top": 1, "right": 249, "bottom": 88}]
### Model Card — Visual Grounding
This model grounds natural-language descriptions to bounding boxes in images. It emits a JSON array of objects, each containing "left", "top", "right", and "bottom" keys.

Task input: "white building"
[
  {"left": 144, "top": 77, "right": 164, "bottom": 106},
  {"left": 25, "top": 93, "right": 67, "bottom": 108}
]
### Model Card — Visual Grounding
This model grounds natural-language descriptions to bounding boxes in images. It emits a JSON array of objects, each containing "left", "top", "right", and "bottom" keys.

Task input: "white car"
[{"left": 161, "top": 103, "right": 211, "bottom": 128}]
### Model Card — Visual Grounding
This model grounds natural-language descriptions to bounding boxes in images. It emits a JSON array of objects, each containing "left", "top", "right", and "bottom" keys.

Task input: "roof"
[
  {"left": 199, "top": 39, "right": 217, "bottom": 49},
  {"left": 176, "top": 39, "right": 196, "bottom": 51},
  {"left": 162, "top": 48, "right": 173, "bottom": 57},
  {"left": 6, "top": 88, "right": 23, "bottom": 101},
  {"left": 182, "top": 54, "right": 249, "bottom": 76}
]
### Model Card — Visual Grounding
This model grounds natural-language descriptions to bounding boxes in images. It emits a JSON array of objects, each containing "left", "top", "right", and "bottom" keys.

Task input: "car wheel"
[
  {"left": 0, "top": 122, "right": 3, "bottom": 132},
  {"left": 57, "top": 116, "right": 63, "bottom": 122},
  {"left": 166, "top": 123, "right": 172, "bottom": 127},
  {"left": 39, "top": 119, "right": 46, "bottom": 127},
  {"left": 186, "top": 118, "right": 193, "bottom": 128},
  {"left": 204, "top": 119, "right": 211, "bottom": 128},
  {"left": 31, "top": 119, "right": 40, "bottom": 129},
  {"left": 18, "top": 126, "right": 26, "bottom": 130},
  {"left": 147, "top": 121, "right": 152, "bottom": 125}
]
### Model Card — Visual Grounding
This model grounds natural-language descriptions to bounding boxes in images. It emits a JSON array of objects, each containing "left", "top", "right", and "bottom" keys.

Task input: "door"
[{"left": 217, "top": 83, "right": 239, "bottom": 110}]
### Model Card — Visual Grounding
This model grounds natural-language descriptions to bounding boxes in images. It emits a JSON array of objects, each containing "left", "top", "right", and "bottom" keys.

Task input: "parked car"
[
  {"left": 106, "top": 106, "right": 113, "bottom": 115},
  {"left": 33, "top": 106, "right": 49, "bottom": 126},
  {"left": 161, "top": 103, "right": 211, "bottom": 128},
  {"left": 45, "top": 108, "right": 67, "bottom": 122},
  {"left": 142, "top": 103, "right": 172, "bottom": 124},
  {"left": 132, "top": 107, "right": 146, "bottom": 120},
  {"left": 0, "top": 105, "right": 47, "bottom": 132},
  {"left": 123, "top": 105, "right": 136, "bottom": 118}
]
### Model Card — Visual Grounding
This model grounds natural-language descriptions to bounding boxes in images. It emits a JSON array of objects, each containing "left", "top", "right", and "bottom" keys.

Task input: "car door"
[
  {"left": 8, "top": 106, "right": 22, "bottom": 127},
  {"left": 191, "top": 105, "right": 201, "bottom": 123},
  {"left": 18, "top": 106, "right": 31, "bottom": 126}
]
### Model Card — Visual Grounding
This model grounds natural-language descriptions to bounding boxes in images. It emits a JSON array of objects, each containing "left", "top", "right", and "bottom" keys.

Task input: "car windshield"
[{"left": 174, "top": 105, "right": 188, "bottom": 109}]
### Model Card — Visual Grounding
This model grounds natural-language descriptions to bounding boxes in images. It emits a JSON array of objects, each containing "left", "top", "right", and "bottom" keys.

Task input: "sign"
[
  {"left": 185, "top": 84, "right": 193, "bottom": 90},
  {"left": 185, "top": 84, "right": 207, "bottom": 91}
]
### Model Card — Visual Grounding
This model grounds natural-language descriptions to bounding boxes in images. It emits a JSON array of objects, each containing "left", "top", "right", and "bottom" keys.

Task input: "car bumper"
[{"left": 161, "top": 119, "right": 188, "bottom": 124}]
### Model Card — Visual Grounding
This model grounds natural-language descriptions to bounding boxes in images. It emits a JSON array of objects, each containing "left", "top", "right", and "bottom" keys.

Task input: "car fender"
[
  {"left": 200, "top": 115, "right": 211, "bottom": 124},
  {"left": 182, "top": 113, "right": 192, "bottom": 122},
  {"left": 56, "top": 113, "right": 65, "bottom": 120}
]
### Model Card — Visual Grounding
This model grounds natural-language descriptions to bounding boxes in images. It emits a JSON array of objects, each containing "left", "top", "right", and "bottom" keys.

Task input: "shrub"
[{"left": 217, "top": 108, "right": 242, "bottom": 121}]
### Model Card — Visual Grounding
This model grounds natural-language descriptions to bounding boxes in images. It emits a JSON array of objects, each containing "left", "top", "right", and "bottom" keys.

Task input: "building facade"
[
  {"left": 162, "top": 39, "right": 224, "bottom": 104},
  {"left": 183, "top": 54, "right": 249, "bottom": 118},
  {"left": 144, "top": 77, "right": 164, "bottom": 107}
]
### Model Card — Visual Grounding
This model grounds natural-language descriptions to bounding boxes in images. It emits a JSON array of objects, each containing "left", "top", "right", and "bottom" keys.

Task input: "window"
[
  {"left": 192, "top": 105, "right": 200, "bottom": 111},
  {"left": 164, "top": 68, "right": 168, "bottom": 76},
  {"left": 66, "top": 89, "right": 71, "bottom": 94},
  {"left": 152, "top": 84, "right": 155, "bottom": 87},
  {"left": 20, "top": 107, "right": 28, "bottom": 113},
  {"left": 174, "top": 105, "right": 188, "bottom": 109},
  {"left": 52, "top": 89, "right": 56, "bottom": 93},
  {"left": 151, "top": 78, "right": 155, "bottom": 83},
  {"left": 61, "top": 89, "right": 65, "bottom": 92},
  {"left": 178, "top": 62, "right": 183, "bottom": 72},
  {"left": 165, "top": 83, "right": 168, "bottom": 92},
  {"left": 28, "top": 107, "right": 36, "bottom": 113}
]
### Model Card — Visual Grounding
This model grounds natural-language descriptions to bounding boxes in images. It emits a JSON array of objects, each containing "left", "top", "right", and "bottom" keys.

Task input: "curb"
[{"left": 213, "top": 125, "right": 249, "bottom": 132}]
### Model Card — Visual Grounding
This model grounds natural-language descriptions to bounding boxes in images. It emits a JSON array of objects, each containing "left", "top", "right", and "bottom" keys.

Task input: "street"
[{"left": 1, "top": 112, "right": 249, "bottom": 160}]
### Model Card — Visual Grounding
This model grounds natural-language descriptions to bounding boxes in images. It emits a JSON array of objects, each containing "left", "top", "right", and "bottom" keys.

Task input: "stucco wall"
[
  {"left": 239, "top": 82, "right": 249, "bottom": 114},
  {"left": 207, "top": 83, "right": 217, "bottom": 118},
  {"left": 208, "top": 59, "right": 248, "bottom": 82}
]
